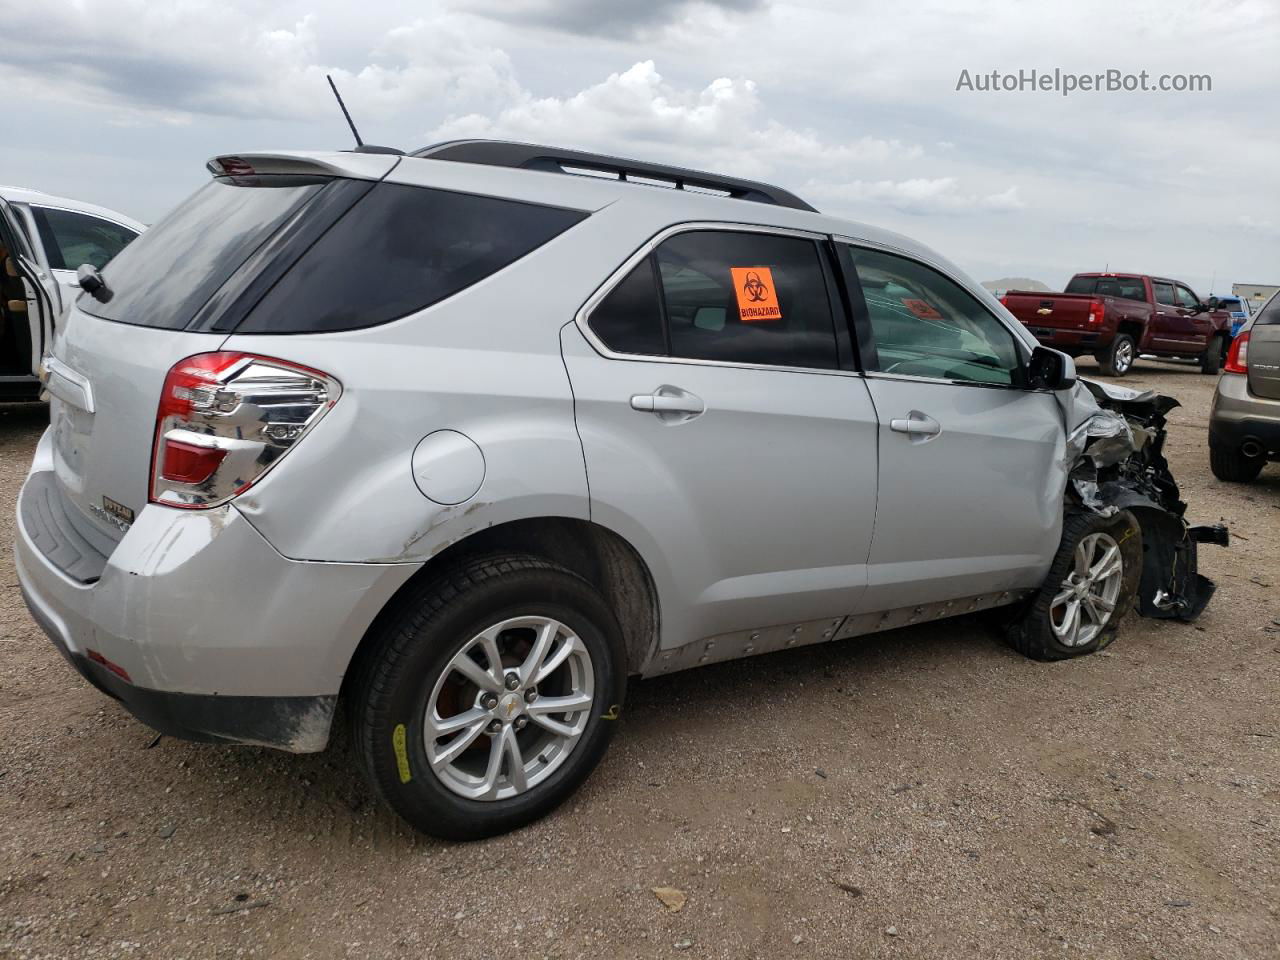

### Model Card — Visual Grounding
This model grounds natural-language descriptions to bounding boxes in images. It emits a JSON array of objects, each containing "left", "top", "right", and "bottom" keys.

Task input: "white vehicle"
[{"left": 0, "top": 187, "right": 143, "bottom": 399}]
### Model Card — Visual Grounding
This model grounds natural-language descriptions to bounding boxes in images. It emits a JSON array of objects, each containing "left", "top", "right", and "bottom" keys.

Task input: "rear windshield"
[
  {"left": 81, "top": 177, "right": 327, "bottom": 329},
  {"left": 1257, "top": 295, "right": 1280, "bottom": 325},
  {"left": 1064, "top": 275, "right": 1147, "bottom": 302}
]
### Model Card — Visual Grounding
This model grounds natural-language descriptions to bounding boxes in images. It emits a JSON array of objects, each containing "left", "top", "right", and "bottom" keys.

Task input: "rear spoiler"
[{"left": 206, "top": 151, "right": 398, "bottom": 181}]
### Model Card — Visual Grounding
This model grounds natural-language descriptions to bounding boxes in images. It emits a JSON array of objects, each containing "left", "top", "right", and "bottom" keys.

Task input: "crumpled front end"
[{"left": 1062, "top": 379, "right": 1228, "bottom": 622}]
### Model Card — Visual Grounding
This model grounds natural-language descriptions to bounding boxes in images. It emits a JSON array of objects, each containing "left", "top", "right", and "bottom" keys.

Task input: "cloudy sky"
[{"left": 2, "top": 0, "right": 1275, "bottom": 294}]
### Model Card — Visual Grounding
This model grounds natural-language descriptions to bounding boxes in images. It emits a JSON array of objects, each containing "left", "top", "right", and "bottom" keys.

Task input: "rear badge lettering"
[{"left": 95, "top": 496, "right": 135, "bottom": 531}]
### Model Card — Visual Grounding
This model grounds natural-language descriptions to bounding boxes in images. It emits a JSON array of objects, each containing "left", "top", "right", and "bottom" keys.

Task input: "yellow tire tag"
[{"left": 392, "top": 723, "right": 412, "bottom": 783}]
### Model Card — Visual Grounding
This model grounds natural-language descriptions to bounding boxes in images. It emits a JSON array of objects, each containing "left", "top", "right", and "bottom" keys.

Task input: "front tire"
[
  {"left": 1007, "top": 510, "right": 1142, "bottom": 661},
  {"left": 349, "top": 555, "right": 626, "bottom": 840},
  {"left": 1095, "top": 333, "right": 1136, "bottom": 377},
  {"left": 1200, "top": 335, "right": 1225, "bottom": 374}
]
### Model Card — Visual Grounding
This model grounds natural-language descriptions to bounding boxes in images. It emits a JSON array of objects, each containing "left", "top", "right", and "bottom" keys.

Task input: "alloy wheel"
[
  {"left": 424, "top": 616, "right": 595, "bottom": 801},
  {"left": 1050, "top": 532, "right": 1124, "bottom": 647}
]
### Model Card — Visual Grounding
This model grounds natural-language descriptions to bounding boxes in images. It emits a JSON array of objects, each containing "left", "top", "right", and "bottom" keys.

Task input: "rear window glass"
[
  {"left": 80, "top": 177, "right": 326, "bottom": 329},
  {"left": 237, "top": 183, "right": 587, "bottom": 334},
  {"left": 1257, "top": 296, "right": 1280, "bottom": 325},
  {"left": 1065, "top": 275, "right": 1147, "bottom": 302}
]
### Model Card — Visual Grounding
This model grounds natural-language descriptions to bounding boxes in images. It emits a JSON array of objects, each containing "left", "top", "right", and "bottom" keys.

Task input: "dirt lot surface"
[{"left": 1, "top": 359, "right": 1277, "bottom": 960}]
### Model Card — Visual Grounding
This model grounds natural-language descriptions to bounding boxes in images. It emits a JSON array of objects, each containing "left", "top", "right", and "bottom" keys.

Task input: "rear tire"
[
  {"left": 1209, "top": 444, "right": 1265, "bottom": 483},
  {"left": 1200, "top": 335, "right": 1225, "bottom": 374},
  {"left": 1007, "top": 510, "right": 1142, "bottom": 661},
  {"left": 1096, "top": 334, "right": 1136, "bottom": 377},
  {"left": 349, "top": 555, "right": 626, "bottom": 840}
]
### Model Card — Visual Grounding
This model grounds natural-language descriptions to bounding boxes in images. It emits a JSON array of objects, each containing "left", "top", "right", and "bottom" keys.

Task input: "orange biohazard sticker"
[
  {"left": 731, "top": 267, "right": 782, "bottom": 323},
  {"left": 902, "top": 298, "right": 943, "bottom": 320}
]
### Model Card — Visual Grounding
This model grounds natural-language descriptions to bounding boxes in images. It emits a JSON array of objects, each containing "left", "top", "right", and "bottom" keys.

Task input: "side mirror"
[
  {"left": 1205, "top": 296, "right": 1220, "bottom": 311},
  {"left": 76, "top": 263, "right": 112, "bottom": 303},
  {"left": 1028, "top": 345, "right": 1076, "bottom": 391}
]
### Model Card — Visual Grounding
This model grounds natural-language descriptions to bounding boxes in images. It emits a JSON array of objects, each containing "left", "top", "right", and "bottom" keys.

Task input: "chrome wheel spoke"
[
  {"left": 1090, "top": 545, "right": 1122, "bottom": 581},
  {"left": 502, "top": 727, "right": 528, "bottom": 794},
  {"left": 519, "top": 619, "right": 560, "bottom": 686},
  {"left": 533, "top": 634, "right": 580, "bottom": 686},
  {"left": 527, "top": 692, "right": 592, "bottom": 716},
  {"left": 530, "top": 712, "right": 578, "bottom": 739},
  {"left": 480, "top": 727, "right": 507, "bottom": 799},
  {"left": 452, "top": 648, "right": 503, "bottom": 694},
  {"left": 429, "top": 705, "right": 488, "bottom": 737},
  {"left": 430, "top": 719, "right": 488, "bottom": 769}
]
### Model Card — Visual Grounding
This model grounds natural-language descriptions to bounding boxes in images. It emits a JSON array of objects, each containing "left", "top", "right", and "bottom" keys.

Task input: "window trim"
[
  {"left": 834, "top": 235, "right": 1040, "bottom": 393},
  {"left": 576, "top": 221, "right": 858, "bottom": 378}
]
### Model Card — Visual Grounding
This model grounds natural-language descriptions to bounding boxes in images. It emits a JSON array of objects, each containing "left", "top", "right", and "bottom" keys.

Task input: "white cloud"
[{"left": 428, "top": 61, "right": 924, "bottom": 182}]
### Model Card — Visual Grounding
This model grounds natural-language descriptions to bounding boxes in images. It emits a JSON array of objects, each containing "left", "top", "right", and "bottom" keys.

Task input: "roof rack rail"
[{"left": 410, "top": 139, "right": 817, "bottom": 213}]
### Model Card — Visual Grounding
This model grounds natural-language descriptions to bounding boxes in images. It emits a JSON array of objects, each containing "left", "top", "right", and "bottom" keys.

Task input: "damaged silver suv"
[{"left": 15, "top": 141, "right": 1226, "bottom": 839}]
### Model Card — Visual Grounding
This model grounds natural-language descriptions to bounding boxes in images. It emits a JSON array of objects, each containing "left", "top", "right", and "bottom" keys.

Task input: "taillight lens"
[
  {"left": 1223, "top": 332, "right": 1250, "bottom": 374},
  {"left": 151, "top": 352, "right": 340, "bottom": 509},
  {"left": 998, "top": 295, "right": 1009, "bottom": 308},
  {"left": 1087, "top": 299, "right": 1105, "bottom": 327}
]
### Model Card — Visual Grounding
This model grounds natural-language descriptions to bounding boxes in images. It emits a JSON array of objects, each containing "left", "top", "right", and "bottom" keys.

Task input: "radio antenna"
[{"left": 327, "top": 74, "right": 363, "bottom": 148}]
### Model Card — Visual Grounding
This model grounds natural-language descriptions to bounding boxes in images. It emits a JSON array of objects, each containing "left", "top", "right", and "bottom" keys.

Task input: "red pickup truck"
[{"left": 1001, "top": 273, "right": 1231, "bottom": 377}]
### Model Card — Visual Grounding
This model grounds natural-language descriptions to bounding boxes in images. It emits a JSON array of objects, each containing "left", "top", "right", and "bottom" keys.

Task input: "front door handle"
[
  {"left": 630, "top": 386, "right": 705, "bottom": 422},
  {"left": 890, "top": 411, "right": 941, "bottom": 439}
]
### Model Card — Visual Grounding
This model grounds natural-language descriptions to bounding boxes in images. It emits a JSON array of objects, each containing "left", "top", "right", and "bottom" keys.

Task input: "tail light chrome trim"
[{"left": 150, "top": 352, "right": 341, "bottom": 509}]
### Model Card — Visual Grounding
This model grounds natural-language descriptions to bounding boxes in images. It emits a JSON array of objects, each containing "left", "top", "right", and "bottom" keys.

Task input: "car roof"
[{"left": 0, "top": 185, "right": 146, "bottom": 232}]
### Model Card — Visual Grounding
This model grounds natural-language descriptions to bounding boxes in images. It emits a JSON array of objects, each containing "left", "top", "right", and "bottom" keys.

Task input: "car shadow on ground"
[{"left": 93, "top": 612, "right": 1012, "bottom": 847}]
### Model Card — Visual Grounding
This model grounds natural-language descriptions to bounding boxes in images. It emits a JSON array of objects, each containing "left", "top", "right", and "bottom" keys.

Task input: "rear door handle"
[
  {"left": 890, "top": 411, "right": 941, "bottom": 438},
  {"left": 630, "top": 386, "right": 704, "bottom": 422}
]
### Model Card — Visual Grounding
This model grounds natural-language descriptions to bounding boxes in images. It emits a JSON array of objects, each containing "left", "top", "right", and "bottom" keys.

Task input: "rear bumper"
[
  {"left": 1209, "top": 373, "right": 1280, "bottom": 460},
  {"left": 15, "top": 431, "right": 421, "bottom": 751}
]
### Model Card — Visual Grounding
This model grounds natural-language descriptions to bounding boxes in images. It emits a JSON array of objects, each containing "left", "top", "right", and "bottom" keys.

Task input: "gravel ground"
[{"left": 1, "top": 359, "right": 1277, "bottom": 960}]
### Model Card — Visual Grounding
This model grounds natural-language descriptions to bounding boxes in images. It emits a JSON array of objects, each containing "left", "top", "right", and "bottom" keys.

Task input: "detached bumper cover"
[{"left": 1068, "top": 380, "right": 1226, "bottom": 622}]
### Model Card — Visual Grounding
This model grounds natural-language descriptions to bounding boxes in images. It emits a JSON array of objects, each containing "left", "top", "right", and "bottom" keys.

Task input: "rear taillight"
[
  {"left": 151, "top": 352, "right": 340, "bottom": 509},
  {"left": 1223, "top": 332, "right": 1250, "bottom": 374},
  {"left": 1087, "top": 299, "right": 1105, "bottom": 327},
  {"left": 998, "top": 295, "right": 1009, "bottom": 307}
]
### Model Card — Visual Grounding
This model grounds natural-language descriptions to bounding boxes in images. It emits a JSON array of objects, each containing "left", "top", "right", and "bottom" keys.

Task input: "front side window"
[
  {"left": 1175, "top": 285, "right": 1199, "bottom": 309},
  {"left": 845, "top": 245, "right": 1021, "bottom": 386},
  {"left": 33, "top": 207, "right": 137, "bottom": 272},
  {"left": 1153, "top": 281, "right": 1177, "bottom": 306}
]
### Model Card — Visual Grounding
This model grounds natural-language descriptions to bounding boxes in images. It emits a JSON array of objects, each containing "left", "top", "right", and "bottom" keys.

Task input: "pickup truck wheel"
[
  {"left": 1209, "top": 444, "right": 1265, "bottom": 483},
  {"left": 1199, "top": 335, "right": 1225, "bottom": 374},
  {"left": 1095, "top": 334, "right": 1136, "bottom": 377},
  {"left": 1007, "top": 510, "right": 1142, "bottom": 661},
  {"left": 348, "top": 555, "right": 626, "bottom": 840}
]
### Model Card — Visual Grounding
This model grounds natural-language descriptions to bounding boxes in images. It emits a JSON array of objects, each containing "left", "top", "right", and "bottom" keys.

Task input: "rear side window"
[
  {"left": 589, "top": 259, "right": 666, "bottom": 356},
  {"left": 656, "top": 231, "right": 838, "bottom": 369},
  {"left": 1065, "top": 275, "right": 1146, "bottom": 302},
  {"left": 1153, "top": 281, "right": 1176, "bottom": 306},
  {"left": 32, "top": 208, "right": 138, "bottom": 272},
  {"left": 81, "top": 177, "right": 327, "bottom": 329},
  {"left": 1256, "top": 295, "right": 1280, "bottom": 326},
  {"left": 238, "top": 183, "right": 587, "bottom": 334}
]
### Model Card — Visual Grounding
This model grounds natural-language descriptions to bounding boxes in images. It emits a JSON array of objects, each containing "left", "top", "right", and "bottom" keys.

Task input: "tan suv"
[{"left": 1209, "top": 294, "right": 1280, "bottom": 482}]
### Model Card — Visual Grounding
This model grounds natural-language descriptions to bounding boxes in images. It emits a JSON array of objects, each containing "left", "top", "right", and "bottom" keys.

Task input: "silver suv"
[{"left": 15, "top": 141, "right": 1224, "bottom": 839}]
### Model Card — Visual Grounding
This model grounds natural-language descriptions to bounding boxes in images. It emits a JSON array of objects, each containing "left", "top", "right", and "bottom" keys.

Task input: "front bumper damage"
[{"left": 1065, "top": 379, "right": 1227, "bottom": 622}]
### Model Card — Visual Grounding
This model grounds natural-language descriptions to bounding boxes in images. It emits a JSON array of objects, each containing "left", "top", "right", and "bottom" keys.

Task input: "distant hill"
[{"left": 982, "top": 277, "right": 1051, "bottom": 295}]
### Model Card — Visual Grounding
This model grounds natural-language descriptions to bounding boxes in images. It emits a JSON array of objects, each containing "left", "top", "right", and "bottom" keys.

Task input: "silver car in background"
[
  {"left": 1209, "top": 292, "right": 1280, "bottom": 482},
  {"left": 14, "top": 141, "right": 1223, "bottom": 839}
]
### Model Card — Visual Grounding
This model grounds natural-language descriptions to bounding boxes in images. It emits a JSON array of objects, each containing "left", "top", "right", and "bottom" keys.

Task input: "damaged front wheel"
[{"left": 1007, "top": 510, "right": 1143, "bottom": 661}]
